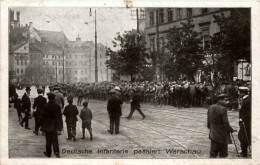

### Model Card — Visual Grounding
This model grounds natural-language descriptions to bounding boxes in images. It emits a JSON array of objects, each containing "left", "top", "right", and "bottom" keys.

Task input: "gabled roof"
[
  {"left": 10, "top": 26, "right": 29, "bottom": 52},
  {"left": 36, "top": 30, "right": 69, "bottom": 49}
]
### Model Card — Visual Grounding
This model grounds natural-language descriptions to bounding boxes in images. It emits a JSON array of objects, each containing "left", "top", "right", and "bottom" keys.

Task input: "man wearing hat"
[
  {"left": 238, "top": 90, "right": 251, "bottom": 157},
  {"left": 53, "top": 85, "right": 65, "bottom": 110},
  {"left": 207, "top": 94, "right": 234, "bottom": 158},
  {"left": 126, "top": 88, "right": 145, "bottom": 119},
  {"left": 41, "top": 93, "right": 63, "bottom": 158},
  {"left": 107, "top": 87, "right": 123, "bottom": 134},
  {"left": 32, "top": 89, "right": 47, "bottom": 135},
  {"left": 20, "top": 87, "right": 32, "bottom": 130}
]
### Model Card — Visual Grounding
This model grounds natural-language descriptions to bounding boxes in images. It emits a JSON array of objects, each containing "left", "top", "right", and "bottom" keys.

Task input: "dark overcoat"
[
  {"left": 33, "top": 95, "right": 47, "bottom": 118},
  {"left": 131, "top": 93, "right": 140, "bottom": 108},
  {"left": 238, "top": 96, "right": 251, "bottom": 144},
  {"left": 41, "top": 101, "right": 63, "bottom": 132},
  {"left": 63, "top": 104, "right": 79, "bottom": 124},
  {"left": 207, "top": 103, "right": 233, "bottom": 144},
  {"left": 107, "top": 96, "right": 123, "bottom": 117},
  {"left": 22, "top": 93, "right": 31, "bottom": 113}
]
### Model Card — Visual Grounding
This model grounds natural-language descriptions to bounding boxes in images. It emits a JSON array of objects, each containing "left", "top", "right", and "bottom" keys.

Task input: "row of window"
[
  {"left": 150, "top": 29, "right": 210, "bottom": 51},
  {"left": 16, "top": 60, "right": 28, "bottom": 65},
  {"left": 150, "top": 8, "right": 209, "bottom": 26},
  {"left": 16, "top": 68, "right": 24, "bottom": 74}
]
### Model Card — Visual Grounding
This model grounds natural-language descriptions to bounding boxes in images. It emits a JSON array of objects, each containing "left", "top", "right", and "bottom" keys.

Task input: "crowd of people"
[{"left": 8, "top": 79, "right": 251, "bottom": 158}]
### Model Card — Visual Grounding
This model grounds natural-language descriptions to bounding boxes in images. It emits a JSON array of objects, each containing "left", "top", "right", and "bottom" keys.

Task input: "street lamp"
[{"left": 89, "top": 8, "right": 98, "bottom": 82}]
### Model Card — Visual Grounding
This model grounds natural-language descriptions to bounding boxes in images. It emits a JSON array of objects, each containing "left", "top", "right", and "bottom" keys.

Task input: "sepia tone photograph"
[{"left": 6, "top": 6, "right": 252, "bottom": 160}]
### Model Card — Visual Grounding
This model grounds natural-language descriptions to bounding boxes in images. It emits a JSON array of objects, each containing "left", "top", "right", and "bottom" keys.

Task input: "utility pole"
[
  {"left": 56, "top": 55, "right": 58, "bottom": 83},
  {"left": 63, "top": 49, "right": 65, "bottom": 83},
  {"left": 94, "top": 9, "right": 98, "bottom": 82},
  {"left": 136, "top": 8, "right": 141, "bottom": 81},
  {"left": 155, "top": 9, "right": 161, "bottom": 83}
]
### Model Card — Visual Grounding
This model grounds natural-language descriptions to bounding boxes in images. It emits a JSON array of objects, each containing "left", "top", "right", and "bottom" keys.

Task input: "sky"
[{"left": 11, "top": 7, "right": 138, "bottom": 49}]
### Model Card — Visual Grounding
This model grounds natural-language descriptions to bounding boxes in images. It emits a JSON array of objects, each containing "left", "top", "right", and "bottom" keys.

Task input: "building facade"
[
  {"left": 9, "top": 9, "right": 112, "bottom": 84},
  {"left": 144, "top": 8, "right": 234, "bottom": 81}
]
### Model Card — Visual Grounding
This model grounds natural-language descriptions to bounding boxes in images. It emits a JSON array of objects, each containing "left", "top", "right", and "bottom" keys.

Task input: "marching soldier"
[
  {"left": 32, "top": 89, "right": 47, "bottom": 135},
  {"left": 207, "top": 94, "right": 234, "bottom": 158},
  {"left": 126, "top": 88, "right": 145, "bottom": 119},
  {"left": 20, "top": 87, "right": 32, "bottom": 130}
]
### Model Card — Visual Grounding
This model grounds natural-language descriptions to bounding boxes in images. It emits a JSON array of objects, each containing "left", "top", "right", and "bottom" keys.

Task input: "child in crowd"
[
  {"left": 80, "top": 101, "right": 93, "bottom": 141},
  {"left": 63, "top": 97, "right": 79, "bottom": 141}
]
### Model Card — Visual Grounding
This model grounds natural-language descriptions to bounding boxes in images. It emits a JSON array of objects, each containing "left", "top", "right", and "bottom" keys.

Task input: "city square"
[
  {"left": 7, "top": 7, "right": 251, "bottom": 160},
  {"left": 9, "top": 87, "right": 241, "bottom": 158}
]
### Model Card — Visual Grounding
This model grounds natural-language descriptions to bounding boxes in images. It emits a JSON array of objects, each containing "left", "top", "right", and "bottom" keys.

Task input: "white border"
[{"left": 1, "top": 0, "right": 260, "bottom": 165}]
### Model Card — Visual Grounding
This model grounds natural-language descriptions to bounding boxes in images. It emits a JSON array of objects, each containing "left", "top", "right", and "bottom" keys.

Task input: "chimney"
[{"left": 16, "top": 11, "right": 20, "bottom": 22}]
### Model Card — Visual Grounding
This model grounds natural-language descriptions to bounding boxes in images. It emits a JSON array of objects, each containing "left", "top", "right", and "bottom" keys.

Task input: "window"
[
  {"left": 158, "top": 9, "right": 164, "bottom": 24},
  {"left": 52, "top": 61, "right": 55, "bottom": 66},
  {"left": 150, "top": 39, "right": 155, "bottom": 51},
  {"left": 25, "top": 60, "right": 27, "bottom": 65},
  {"left": 200, "top": 24, "right": 210, "bottom": 50},
  {"left": 21, "top": 69, "right": 23, "bottom": 74},
  {"left": 24, "top": 46, "right": 26, "bottom": 50},
  {"left": 202, "top": 8, "right": 208, "bottom": 14},
  {"left": 17, "top": 60, "right": 19, "bottom": 65},
  {"left": 21, "top": 60, "right": 23, "bottom": 65},
  {"left": 167, "top": 8, "right": 173, "bottom": 22},
  {"left": 187, "top": 8, "right": 192, "bottom": 17},
  {"left": 150, "top": 11, "right": 155, "bottom": 26},
  {"left": 17, "top": 69, "right": 19, "bottom": 74},
  {"left": 159, "top": 37, "right": 165, "bottom": 50},
  {"left": 177, "top": 8, "right": 182, "bottom": 19}
]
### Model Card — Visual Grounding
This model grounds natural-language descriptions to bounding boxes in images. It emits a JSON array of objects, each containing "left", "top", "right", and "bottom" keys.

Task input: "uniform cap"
[
  {"left": 54, "top": 85, "right": 60, "bottom": 90},
  {"left": 217, "top": 94, "right": 228, "bottom": 100},
  {"left": 114, "top": 86, "right": 120, "bottom": 91}
]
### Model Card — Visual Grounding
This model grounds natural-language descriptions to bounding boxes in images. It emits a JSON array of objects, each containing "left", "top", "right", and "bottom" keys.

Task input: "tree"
[
  {"left": 106, "top": 30, "right": 149, "bottom": 81},
  {"left": 210, "top": 8, "right": 250, "bottom": 81},
  {"left": 165, "top": 19, "right": 203, "bottom": 81}
]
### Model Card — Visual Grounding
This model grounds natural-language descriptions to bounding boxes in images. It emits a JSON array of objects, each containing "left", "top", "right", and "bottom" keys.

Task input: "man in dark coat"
[
  {"left": 33, "top": 89, "right": 47, "bottom": 135},
  {"left": 20, "top": 87, "right": 31, "bottom": 129},
  {"left": 41, "top": 93, "right": 63, "bottom": 158},
  {"left": 107, "top": 89, "right": 123, "bottom": 134},
  {"left": 11, "top": 93, "right": 23, "bottom": 121},
  {"left": 238, "top": 91, "right": 251, "bottom": 157},
  {"left": 126, "top": 88, "right": 145, "bottom": 119},
  {"left": 207, "top": 94, "right": 234, "bottom": 158},
  {"left": 63, "top": 97, "right": 79, "bottom": 141}
]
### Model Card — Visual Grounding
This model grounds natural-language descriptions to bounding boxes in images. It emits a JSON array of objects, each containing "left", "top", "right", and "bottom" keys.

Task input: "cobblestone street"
[{"left": 9, "top": 87, "right": 241, "bottom": 158}]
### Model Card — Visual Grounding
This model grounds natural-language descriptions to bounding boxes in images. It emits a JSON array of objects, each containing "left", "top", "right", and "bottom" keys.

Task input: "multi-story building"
[
  {"left": 144, "top": 8, "right": 235, "bottom": 81},
  {"left": 66, "top": 36, "right": 92, "bottom": 83},
  {"left": 9, "top": 9, "right": 112, "bottom": 83},
  {"left": 9, "top": 10, "right": 41, "bottom": 83},
  {"left": 145, "top": 8, "right": 231, "bottom": 51},
  {"left": 36, "top": 30, "right": 68, "bottom": 83},
  {"left": 66, "top": 37, "right": 112, "bottom": 83}
]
